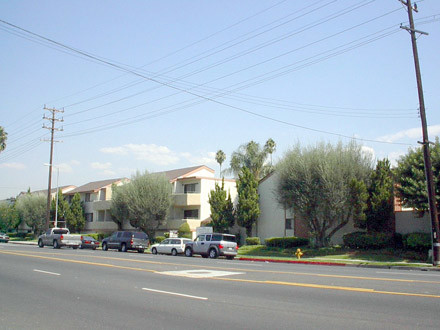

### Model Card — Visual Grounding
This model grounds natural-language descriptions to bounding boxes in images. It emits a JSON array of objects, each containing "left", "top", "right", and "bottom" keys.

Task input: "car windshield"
[
  {"left": 53, "top": 229, "right": 69, "bottom": 235},
  {"left": 220, "top": 235, "right": 236, "bottom": 242}
]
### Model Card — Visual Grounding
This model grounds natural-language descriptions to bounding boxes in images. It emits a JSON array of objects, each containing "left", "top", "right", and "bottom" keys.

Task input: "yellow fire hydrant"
[{"left": 295, "top": 248, "right": 303, "bottom": 259}]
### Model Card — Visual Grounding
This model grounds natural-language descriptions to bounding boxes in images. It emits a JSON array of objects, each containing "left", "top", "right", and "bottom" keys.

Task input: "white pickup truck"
[{"left": 38, "top": 228, "right": 82, "bottom": 249}]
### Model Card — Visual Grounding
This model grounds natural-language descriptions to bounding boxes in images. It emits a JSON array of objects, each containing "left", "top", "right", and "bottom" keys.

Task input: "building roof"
[
  {"left": 65, "top": 178, "right": 128, "bottom": 194},
  {"left": 18, "top": 185, "right": 77, "bottom": 197},
  {"left": 156, "top": 165, "right": 214, "bottom": 181}
]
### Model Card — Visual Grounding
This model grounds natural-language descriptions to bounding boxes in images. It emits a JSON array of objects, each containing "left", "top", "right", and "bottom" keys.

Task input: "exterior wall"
[{"left": 395, "top": 211, "right": 431, "bottom": 234}]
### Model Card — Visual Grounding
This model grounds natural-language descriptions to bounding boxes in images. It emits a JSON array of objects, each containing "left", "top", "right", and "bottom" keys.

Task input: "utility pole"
[
  {"left": 400, "top": 0, "right": 440, "bottom": 266},
  {"left": 42, "top": 106, "right": 63, "bottom": 230}
]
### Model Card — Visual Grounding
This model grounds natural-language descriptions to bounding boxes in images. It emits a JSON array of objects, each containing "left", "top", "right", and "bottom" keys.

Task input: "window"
[
  {"left": 184, "top": 209, "right": 199, "bottom": 219},
  {"left": 100, "top": 188, "right": 106, "bottom": 201},
  {"left": 161, "top": 239, "right": 170, "bottom": 245},
  {"left": 285, "top": 218, "right": 294, "bottom": 230},
  {"left": 205, "top": 234, "right": 212, "bottom": 241},
  {"left": 98, "top": 211, "right": 105, "bottom": 222},
  {"left": 85, "top": 213, "right": 93, "bottom": 222},
  {"left": 85, "top": 193, "right": 91, "bottom": 202},
  {"left": 122, "top": 232, "right": 131, "bottom": 238},
  {"left": 184, "top": 183, "right": 197, "bottom": 193},
  {"left": 195, "top": 235, "right": 205, "bottom": 242}
]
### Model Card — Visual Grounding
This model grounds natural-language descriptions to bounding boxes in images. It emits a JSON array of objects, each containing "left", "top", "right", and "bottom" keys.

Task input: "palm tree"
[
  {"left": 0, "top": 126, "right": 7, "bottom": 153},
  {"left": 215, "top": 150, "right": 226, "bottom": 176},
  {"left": 264, "top": 138, "right": 276, "bottom": 167},
  {"left": 227, "top": 140, "right": 272, "bottom": 180}
]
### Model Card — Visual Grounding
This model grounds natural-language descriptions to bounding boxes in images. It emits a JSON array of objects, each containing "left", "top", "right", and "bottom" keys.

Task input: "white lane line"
[
  {"left": 376, "top": 271, "right": 440, "bottom": 277},
  {"left": 142, "top": 288, "right": 208, "bottom": 300},
  {"left": 33, "top": 269, "right": 61, "bottom": 276}
]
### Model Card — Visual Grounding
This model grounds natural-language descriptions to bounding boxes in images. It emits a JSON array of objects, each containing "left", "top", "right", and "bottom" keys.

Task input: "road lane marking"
[
  {"left": 33, "top": 269, "right": 60, "bottom": 276},
  {"left": 376, "top": 271, "right": 440, "bottom": 277},
  {"left": 13, "top": 249, "right": 440, "bottom": 284},
  {"left": 142, "top": 288, "right": 208, "bottom": 300},
  {"left": 158, "top": 269, "right": 245, "bottom": 278}
]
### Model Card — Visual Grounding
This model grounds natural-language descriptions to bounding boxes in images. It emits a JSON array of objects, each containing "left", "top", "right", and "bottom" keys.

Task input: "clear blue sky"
[{"left": 1, "top": 0, "right": 439, "bottom": 199}]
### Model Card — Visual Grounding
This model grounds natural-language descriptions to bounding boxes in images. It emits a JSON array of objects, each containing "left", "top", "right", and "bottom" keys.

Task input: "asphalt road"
[{"left": 1, "top": 243, "right": 439, "bottom": 329}]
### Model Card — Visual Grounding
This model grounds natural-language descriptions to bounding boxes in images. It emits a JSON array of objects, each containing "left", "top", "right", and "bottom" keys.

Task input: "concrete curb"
[
  {"left": 8, "top": 241, "right": 38, "bottom": 245},
  {"left": 238, "top": 257, "right": 440, "bottom": 271}
]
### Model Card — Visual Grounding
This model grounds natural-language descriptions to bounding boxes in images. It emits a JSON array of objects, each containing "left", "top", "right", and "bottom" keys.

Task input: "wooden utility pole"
[
  {"left": 400, "top": 0, "right": 440, "bottom": 266},
  {"left": 43, "top": 106, "right": 63, "bottom": 230}
]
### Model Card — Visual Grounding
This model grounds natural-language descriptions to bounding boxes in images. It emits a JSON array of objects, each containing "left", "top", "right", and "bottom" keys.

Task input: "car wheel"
[
  {"left": 121, "top": 243, "right": 127, "bottom": 252},
  {"left": 171, "top": 249, "right": 178, "bottom": 256},
  {"left": 53, "top": 240, "right": 59, "bottom": 249},
  {"left": 102, "top": 242, "right": 108, "bottom": 251},
  {"left": 72, "top": 246, "right": 78, "bottom": 250},
  {"left": 38, "top": 239, "right": 44, "bottom": 248},
  {"left": 185, "top": 247, "right": 193, "bottom": 257},
  {"left": 152, "top": 247, "right": 157, "bottom": 255},
  {"left": 209, "top": 248, "right": 218, "bottom": 259},
  {"left": 138, "top": 249, "right": 144, "bottom": 253},
  {"left": 226, "top": 255, "right": 234, "bottom": 260}
]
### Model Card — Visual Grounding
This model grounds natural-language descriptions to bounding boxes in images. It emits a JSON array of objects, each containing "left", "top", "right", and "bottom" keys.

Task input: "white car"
[{"left": 151, "top": 238, "right": 192, "bottom": 256}]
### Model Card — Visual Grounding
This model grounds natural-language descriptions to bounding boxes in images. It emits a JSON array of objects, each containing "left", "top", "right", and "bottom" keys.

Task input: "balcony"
[
  {"left": 92, "top": 200, "right": 112, "bottom": 211},
  {"left": 173, "top": 193, "right": 201, "bottom": 207}
]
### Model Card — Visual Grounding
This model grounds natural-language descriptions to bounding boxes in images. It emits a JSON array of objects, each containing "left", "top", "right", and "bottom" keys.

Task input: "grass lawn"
[{"left": 238, "top": 245, "right": 431, "bottom": 266}]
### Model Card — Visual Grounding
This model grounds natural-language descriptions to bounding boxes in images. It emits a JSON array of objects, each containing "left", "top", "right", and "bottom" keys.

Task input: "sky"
[{"left": 1, "top": 0, "right": 439, "bottom": 200}]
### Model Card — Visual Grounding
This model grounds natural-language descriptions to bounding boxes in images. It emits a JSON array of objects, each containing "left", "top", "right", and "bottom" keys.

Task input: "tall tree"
[
  {"left": 15, "top": 194, "right": 46, "bottom": 236},
  {"left": 264, "top": 138, "right": 276, "bottom": 167},
  {"left": 208, "top": 179, "right": 235, "bottom": 233},
  {"left": 276, "top": 141, "right": 372, "bottom": 247},
  {"left": 395, "top": 138, "right": 440, "bottom": 215},
  {"left": 110, "top": 183, "right": 129, "bottom": 230},
  {"left": 227, "top": 139, "right": 274, "bottom": 180},
  {"left": 365, "top": 159, "right": 394, "bottom": 233},
  {"left": 50, "top": 190, "right": 71, "bottom": 228},
  {"left": 236, "top": 167, "right": 260, "bottom": 237},
  {"left": 215, "top": 150, "right": 226, "bottom": 176},
  {"left": 0, "top": 203, "right": 20, "bottom": 232},
  {"left": 68, "top": 193, "right": 85, "bottom": 233},
  {"left": 0, "top": 126, "right": 7, "bottom": 153},
  {"left": 110, "top": 171, "right": 171, "bottom": 238}
]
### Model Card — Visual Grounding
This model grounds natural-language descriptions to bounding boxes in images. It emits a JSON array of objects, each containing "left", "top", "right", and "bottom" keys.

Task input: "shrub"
[
  {"left": 245, "top": 237, "right": 261, "bottom": 245},
  {"left": 343, "top": 231, "right": 393, "bottom": 249},
  {"left": 265, "top": 236, "right": 309, "bottom": 248},
  {"left": 403, "top": 232, "right": 431, "bottom": 251},
  {"left": 154, "top": 236, "right": 165, "bottom": 244},
  {"left": 178, "top": 223, "right": 192, "bottom": 239}
]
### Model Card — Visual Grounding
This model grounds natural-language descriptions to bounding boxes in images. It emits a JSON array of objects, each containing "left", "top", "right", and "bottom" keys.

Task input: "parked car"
[
  {"left": 0, "top": 232, "right": 9, "bottom": 243},
  {"left": 80, "top": 236, "right": 100, "bottom": 250},
  {"left": 184, "top": 233, "right": 238, "bottom": 259},
  {"left": 38, "top": 228, "right": 81, "bottom": 249},
  {"left": 151, "top": 238, "right": 192, "bottom": 256},
  {"left": 101, "top": 231, "right": 149, "bottom": 253}
]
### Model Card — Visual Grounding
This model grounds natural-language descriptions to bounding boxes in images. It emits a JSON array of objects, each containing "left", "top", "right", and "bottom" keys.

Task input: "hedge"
[
  {"left": 403, "top": 232, "right": 431, "bottom": 251},
  {"left": 178, "top": 223, "right": 192, "bottom": 239},
  {"left": 153, "top": 236, "right": 165, "bottom": 244},
  {"left": 265, "top": 236, "right": 309, "bottom": 248},
  {"left": 343, "top": 231, "right": 393, "bottom": 249},
  {"left": 245, "top": 237, "right": 261, "bottom": 245}
]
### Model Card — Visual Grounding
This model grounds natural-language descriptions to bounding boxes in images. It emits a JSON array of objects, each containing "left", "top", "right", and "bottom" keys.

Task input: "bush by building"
[
  {"left": 245, "top": 237, "right": 261, "bottom": 245},
  {"left": 265, "top": 236, "right": 309, "bottom": 249},
  {"left": 343, "top": 231, "right": 393, "bottom": 249},
  {"left": 403, "top": 232, "right": 431, "bottom": 252}
]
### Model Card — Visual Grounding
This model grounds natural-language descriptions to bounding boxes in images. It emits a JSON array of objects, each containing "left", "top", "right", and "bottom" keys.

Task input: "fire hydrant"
[{"left": 295, "top": 248, "right": 303, "bottom": 259}]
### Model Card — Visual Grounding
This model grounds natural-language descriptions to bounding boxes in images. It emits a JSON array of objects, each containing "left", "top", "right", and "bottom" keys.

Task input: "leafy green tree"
[
  {"left": 110, "top": 171, "right": 171, "bottom": 238},
  {"left": 50, "top": 190, "right": 71, "bottom": 228},
  {"left": 0, "top": 203, "right": 20, "bottom": 232},
  {"left": 215, "top": 150, "right": 226, "bottom": 176},
  {"left": 0, "top": 126, "right": 7, "bottom": 153},
  {"left": 208, "top": 179, "right": 235, "bottom": 233},
  {"left": 236, "top": 167, "right": 260, "bottom": 237},
  {"left": 394, "top": 138, "right": 440, "bottom": 215},
  {"left": 68, "top": 193, "right": 85, "bottom": 233},
  {"left": 110, "top": 183, "right": 129, "bottom": 230},
  {"left": 16, "top": 194, "right": 46, "bottom": 236},
  {"left": 365, "top": 159, "right": 394, "bottom": 232},
  {"left": 276, "top": 141, "right": 372, "bottom": 247},
  {"left": 227, "top": 139, "right": 274, "bottom": 180}
]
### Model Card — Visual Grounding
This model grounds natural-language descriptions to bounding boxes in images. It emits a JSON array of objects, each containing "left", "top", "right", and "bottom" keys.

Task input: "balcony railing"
[
  {"left": 173, "top": 193, "right": 201, "bottom": 206},
  {"left": 92, "top": 200, "right": 111, "bottom": 211}
]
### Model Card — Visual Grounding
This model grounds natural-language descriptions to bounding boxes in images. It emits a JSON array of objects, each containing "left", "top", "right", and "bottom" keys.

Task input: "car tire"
[
  {"left": 121, "top": 243, "right": 127, "bottom": 252},
  {"left": 138, "top": 249, "right": 144, "bottom": 253},
  {"left": 38, "top": 239, "right": 44, "bottom": 248},
  {"left": 53, "top": 240, "right": 59, "bottom": 249},
  {"left": 185, "top": 247, "right": 193, "bottom": 257},
  {"left": 171, "top": 249, "right": 178, "bottom": 256},
  {"left": 209, "top": 248, "right": 218, "bottom": 259},
  {"left": 102, "top": 242, "right": 108, "bottom": 251},
  {"left": 72, "top": 246, "right": 78, "bottom": 250},
  {"left": 152, "top": 247, "right": 157, "bottom": 255}
]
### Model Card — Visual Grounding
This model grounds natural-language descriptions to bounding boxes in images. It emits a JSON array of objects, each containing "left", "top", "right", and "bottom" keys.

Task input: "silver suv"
[{"left": 184, "top": 233, "right": 238, "bottom": 259}]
